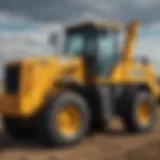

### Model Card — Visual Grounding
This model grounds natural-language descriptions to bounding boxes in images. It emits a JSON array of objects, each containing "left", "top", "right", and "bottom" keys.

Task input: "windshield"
[{"left": 65, "top": 28, "right": 96, "bottom": 57}]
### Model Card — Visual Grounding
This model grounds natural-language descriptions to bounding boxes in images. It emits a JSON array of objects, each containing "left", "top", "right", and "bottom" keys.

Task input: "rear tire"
[
  {"left": 122, "top": 91, "right": 156, "bottom": 133},
  {"left": 37, "top": 91, "right": 90, "bottom": 147}
]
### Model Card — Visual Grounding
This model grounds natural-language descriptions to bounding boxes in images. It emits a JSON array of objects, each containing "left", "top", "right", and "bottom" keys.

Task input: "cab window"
[{"left": 96, "top": 30, "right": 118, "bottom": 75}]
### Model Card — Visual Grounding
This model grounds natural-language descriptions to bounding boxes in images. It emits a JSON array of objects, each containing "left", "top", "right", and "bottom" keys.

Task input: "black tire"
[
  {"left": 3, "top": 117, "right": 37, "bottom": 139},
  {"left": 37, "top": 91, "right": 90, "bottom": 147},
  {"left": 122, "top": 91, "right": 156, "bottom": 133}
]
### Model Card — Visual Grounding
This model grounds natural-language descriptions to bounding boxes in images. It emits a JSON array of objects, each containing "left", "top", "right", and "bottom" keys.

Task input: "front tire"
[{"left": 37, "top": 91, "right": 90, "bottom": 147}]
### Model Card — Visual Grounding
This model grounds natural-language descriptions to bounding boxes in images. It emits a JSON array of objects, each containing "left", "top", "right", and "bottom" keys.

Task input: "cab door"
[{"left": 95, "top": 30, "right": 119, "bottom": 77}]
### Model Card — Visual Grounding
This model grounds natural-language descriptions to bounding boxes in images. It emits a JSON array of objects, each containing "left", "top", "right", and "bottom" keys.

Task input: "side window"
[
  {"left": 66, "top": 35, "right": 84, "bottom": 55},
  {"left": 98, "top": 33, "right": 115, "bottom": 58},
  {"left": 97, "top": 32, "right": 116, "bottom": 75}
]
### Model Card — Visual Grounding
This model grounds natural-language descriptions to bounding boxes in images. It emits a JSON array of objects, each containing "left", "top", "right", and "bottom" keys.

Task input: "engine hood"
[{"left": 4, "top": 55, "right": 83, "bottom": 76}]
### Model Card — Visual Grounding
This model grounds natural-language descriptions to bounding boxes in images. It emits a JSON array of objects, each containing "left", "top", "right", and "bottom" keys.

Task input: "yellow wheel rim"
[
  {"left": 57, "top": 105, "right": 81, "bottom": 137},
  {"left": 137, "top": 102, "right": 150, "bottom": 125}
]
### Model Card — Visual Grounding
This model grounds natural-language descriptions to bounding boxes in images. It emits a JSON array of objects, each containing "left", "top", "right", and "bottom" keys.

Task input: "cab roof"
[{"left": 66, "top": 20, "right": 121, "bottom": 32}]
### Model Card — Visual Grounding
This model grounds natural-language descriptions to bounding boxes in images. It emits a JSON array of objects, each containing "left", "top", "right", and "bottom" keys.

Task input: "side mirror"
[
  {"left": 140, "top": 56, "right": 150, "bottom": 65},
  {"left": 48, "top": 32, "right": 58, "bottom": 46}
]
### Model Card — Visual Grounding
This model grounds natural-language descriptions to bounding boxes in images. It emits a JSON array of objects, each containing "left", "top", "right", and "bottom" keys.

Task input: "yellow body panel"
[
  {"left": 1, "top": 56, "right": 86, "bottom": 117},
  {"left": 96, "top": 62, "right": 158, "bottom": 97}
]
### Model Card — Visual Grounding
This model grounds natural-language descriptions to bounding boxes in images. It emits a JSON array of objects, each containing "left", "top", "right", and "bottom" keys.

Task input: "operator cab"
[{"left": 64, "top": 21, "right": 121, "bottom": 76}]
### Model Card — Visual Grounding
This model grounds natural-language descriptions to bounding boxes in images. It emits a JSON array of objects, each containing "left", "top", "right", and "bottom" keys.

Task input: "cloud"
[
  {"left": 0, "top": 0, "right": 160, "bottom": 24},
  {"left": 0, "top": 12, "right": 62, "bottom": 58}
]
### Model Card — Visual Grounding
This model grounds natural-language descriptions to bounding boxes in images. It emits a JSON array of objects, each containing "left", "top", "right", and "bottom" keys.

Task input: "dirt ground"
[{"left": 0, "top": 111, "right": 160, "bottom": 160}]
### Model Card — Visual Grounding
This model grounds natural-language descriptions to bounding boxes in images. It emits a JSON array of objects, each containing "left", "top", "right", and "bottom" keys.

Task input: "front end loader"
[{"left": 0, "top": 20, "right": 159, "bottom": 146}]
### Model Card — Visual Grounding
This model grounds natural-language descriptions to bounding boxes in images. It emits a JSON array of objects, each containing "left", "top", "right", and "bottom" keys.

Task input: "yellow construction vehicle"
[{"left": 0, "top": 20, "right": 159, "bottom": 146}]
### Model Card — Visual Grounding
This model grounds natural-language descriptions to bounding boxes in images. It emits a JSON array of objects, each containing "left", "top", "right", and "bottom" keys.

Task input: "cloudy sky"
[{"left": 0, "top": 0, "right": 160, "bottom": 78}]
